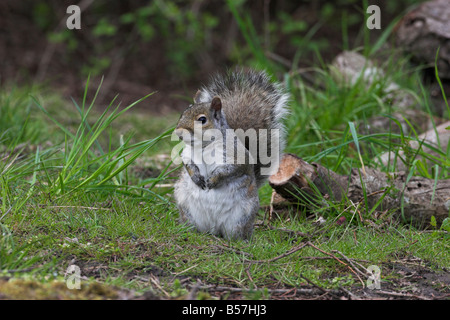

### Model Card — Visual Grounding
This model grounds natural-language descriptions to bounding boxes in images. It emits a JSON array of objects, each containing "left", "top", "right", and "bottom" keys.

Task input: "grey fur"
[{"left": 194, "top": 68, "right": 289, "bottom": 186}]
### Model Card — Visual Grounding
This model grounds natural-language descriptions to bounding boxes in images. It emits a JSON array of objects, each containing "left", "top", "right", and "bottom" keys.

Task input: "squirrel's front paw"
[
  {"left": 192, "top": 175, "right": 207, "bottom": 190},
  {"left": 205, "top": 177, "right": 218, "bottom": 189}
]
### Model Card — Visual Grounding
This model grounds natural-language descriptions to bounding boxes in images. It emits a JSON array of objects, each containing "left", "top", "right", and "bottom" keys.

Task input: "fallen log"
[
  {"left": 394, "top": 0, "right": 450, "bottom": 79},
  {"left": 269, "top": 153, "right": 450, "bottom": 228},
  {"left": 394, "top": 0, "right": 450, "bottom": 117}
]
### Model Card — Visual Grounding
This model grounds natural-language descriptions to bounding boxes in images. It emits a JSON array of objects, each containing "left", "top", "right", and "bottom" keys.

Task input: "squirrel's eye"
[{"left": 197, "top": 116, "right": 207, "bottom": 124}]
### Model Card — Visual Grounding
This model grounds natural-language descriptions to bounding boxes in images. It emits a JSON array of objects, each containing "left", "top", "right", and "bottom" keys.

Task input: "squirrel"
[{"left": 173, "top": 69, "right": 289, "bottom": 240}]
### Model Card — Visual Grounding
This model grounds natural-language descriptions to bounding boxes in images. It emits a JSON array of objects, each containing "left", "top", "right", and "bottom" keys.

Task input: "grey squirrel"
[{"left": 174, "top": 69, "right": 289, "bottom": 240}]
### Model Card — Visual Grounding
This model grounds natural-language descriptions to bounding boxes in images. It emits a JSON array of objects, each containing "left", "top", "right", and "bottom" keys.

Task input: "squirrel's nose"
[{"left": 174, "top": 128, "right": 184, "bottom": 140}]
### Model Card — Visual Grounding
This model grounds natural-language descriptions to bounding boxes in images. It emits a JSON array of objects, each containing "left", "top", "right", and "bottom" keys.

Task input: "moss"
[{"left": 0, "top": 278, "right": 130, "bottom": 300}]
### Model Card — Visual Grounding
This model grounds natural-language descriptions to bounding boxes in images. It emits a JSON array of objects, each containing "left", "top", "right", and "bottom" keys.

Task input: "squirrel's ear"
[
  {"left": 210, "top": 96, "right": 222, "bottom": 112},
  {"left": 193, "top": 90, "right": 202, "bottom": 104}
]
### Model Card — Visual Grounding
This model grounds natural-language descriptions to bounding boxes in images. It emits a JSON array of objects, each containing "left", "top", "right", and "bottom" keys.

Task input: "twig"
[
  {"left": 0, "top": 206, "right": 13, "bottom": 221},
  {"left": 298, "top": 274, "right": 329, "bottom": 296},
  {"left": 376, "top": 290, "right": 431, "bottom": 300},
  {"left": 331, "top": 249, "right": 369, "bottom": 278},
  {"left": 245, "top": 242, "right": 309, "bottom": 264},
  {"left": 268, "top": 189, "right": 278, "bottom": 221},
  {"left": 149, "top": 274, "right": 170, "bottom": 298},
  {"left": 212, "top": 244, "right": 253, "bottom": 257},
  {"left": 279, "top": 288, "right": 297, "bottom": 298},
  {"left": 265, "top": 224, "right": 310, "bottom": 238},
  {"left": 245, "top": 267, "right": 253, "bottom": 283},
  {"left": 242, "top": 237, "right": 377, "bottom": 291},
  {"left": 306, "top": 241, "right": 366, "bottom": 288},
  {"left": 340, "top": 287, "right": 362, "bottom": 300},
  {"left": 302, "top": 256, "right": 370, "bottom": 263},
  {"left": 186, "top": 280, "right": 202, "bottom": 300},
  {"left": 197, "top": 284, "right": 323, "bottom": 296},
  {"left": 173, "top": 264, "right": 198, "bottom": 276}
]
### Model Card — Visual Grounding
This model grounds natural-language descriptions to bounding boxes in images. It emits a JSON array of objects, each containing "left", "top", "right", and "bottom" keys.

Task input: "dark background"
[{"left": 0, "top": 0, "right": 423, "bottom": 112}]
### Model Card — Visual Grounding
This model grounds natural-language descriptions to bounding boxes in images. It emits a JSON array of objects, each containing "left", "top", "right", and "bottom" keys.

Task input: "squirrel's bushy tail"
[{"left": 195, "top": 68, "right": 289, "bottom": 130}]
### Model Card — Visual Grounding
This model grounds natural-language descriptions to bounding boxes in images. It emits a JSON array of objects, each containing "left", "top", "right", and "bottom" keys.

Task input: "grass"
[{"left": 1, "top": 14, "right": 449, "bottom": 300}]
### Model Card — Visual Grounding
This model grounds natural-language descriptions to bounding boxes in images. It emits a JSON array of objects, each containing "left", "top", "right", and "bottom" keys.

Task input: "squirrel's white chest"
[
  {"left": 175, "top": 168, "right": 249, "bottom": 237},
  {"left": 175, "top": 143, "right": 257, "bottom": 238},
  {"left": 180, "top": 143, "right": 225, "bottom": 177}
]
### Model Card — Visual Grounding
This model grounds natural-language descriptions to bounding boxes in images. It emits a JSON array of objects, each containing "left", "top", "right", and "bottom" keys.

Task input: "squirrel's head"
[{"left": 175, "top": 96, "right": 227, "bottom": 146}]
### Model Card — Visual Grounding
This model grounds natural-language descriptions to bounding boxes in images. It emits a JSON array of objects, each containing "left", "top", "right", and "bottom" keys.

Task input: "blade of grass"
[
  {"left": 430, "top": 164, "right": 439, "bottom": 205},
  {"left": 348, "top": 121, "right": 366, "bottom": 175},
  {"left": 369, "top": 15, "right": 401, "bottom": 56},
  {"left": 434, "top": 47, "right": 450, "bottom": 116}
]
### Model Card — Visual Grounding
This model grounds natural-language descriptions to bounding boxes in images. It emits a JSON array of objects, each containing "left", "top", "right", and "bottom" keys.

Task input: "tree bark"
[
  {"left": 269, "top": 153, "right": 450, "bottom": 228},
  {"left": 394, "top": 0, "right": 450, "bottom": 79}
]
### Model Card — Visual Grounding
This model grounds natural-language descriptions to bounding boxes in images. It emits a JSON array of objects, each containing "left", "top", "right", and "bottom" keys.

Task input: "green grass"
[{"left": 0, "top": 81, "right": 180, "bottom": 281}]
